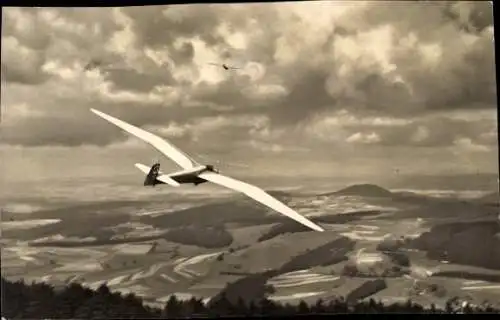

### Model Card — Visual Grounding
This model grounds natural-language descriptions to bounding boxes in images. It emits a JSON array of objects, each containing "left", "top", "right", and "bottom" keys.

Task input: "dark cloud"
[
  {"left": 103, "top": 67, "right": 177, "bottom": 93},
  {"left": 1, "top": 8, "right": 125, "bottom": 85},
  {"left": 168, "top": 41, "right": 195, "bottom": 66},
  {"left": 319, "top": 1, "right": 495, "bottom": 118},
  {"left": 1, "top": 8, "right": 52, "bottom": 50},
  {"left": 391, "top": 31, "right": 496, "bottom": 112},
  {"left": 1, "top": 115, "right": 124, "bottom": 147},
  {"left": 0, "top": 2, "right": 496, "bottom": 149},
  {"left": 1, "top": 60, "right": 50, "bottom": 85},
  {"left": 0, "top": 91, "right": 224, "bottom": 148},
  {"left": 1, "top": 9, "right": 52, "bottom": 85},
  {"left": 340, "top": 1, "right": 492, "bottom": 39},
  {"left": 73, "top": 98, "right": 224, "bottom": 129},
  {"left": 177, "top": 1, "right": 495, "bottom": 126},
  {"left": 345, "top": 115, "right": 497, "bottom": 149},
  {"left": 191, "top": 75, "right": 254, "bottom": 107},
  {"left": 120, "top": 5, "right": 226, "bottom": 66},
  {"left": 270, "top": 70, "right": 333, "bottom": 125},
  {"left": 443, "top": 1, "right": 494, "bottom": 34},
  {"left": 105, "top": 98, "right": 231, "bottom": 126}
]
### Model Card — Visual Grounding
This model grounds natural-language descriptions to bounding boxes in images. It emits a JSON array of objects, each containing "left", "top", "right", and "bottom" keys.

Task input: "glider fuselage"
[{"left": 144, "top": 164, "right": 218, "bottom": 187}]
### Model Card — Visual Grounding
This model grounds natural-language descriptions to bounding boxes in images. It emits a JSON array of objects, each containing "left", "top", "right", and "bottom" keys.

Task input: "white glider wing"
[
  {"left": 90, "top": 109, "right": 197, "bottom": 170},
  {"left": 134, "top": 163, "right": 180, "bottom": 187},
  {"left": 198, "top": 172, "right": 325, "bottom": 232}
]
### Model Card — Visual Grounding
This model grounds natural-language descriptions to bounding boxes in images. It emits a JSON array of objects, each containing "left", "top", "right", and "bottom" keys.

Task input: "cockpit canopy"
[{"left": 206, "top": 165, "right": 219, "bottom": 173}]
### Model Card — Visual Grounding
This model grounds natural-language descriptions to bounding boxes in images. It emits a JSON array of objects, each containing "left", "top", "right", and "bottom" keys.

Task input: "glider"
[
  {"left": 208, "top": 62, "right": 241, "bottom": 70},
  {"left": 83, "top": 59, "right": 104, "bottom": 71},
  {"left": 90, "top": 108, "right": 324, "bottom": 232}
]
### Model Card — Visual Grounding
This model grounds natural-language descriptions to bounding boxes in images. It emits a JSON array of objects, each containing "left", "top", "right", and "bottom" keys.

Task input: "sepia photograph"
[{"left": 1, "top": 1, "right": 499, "bottom": 317}]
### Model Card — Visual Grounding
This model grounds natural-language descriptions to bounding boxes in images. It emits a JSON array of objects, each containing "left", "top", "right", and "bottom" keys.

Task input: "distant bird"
[
  {"left": 83, "top": 59, "right": 123, "bottom": 72},
  {"left": 83, "top": 59, "right": 103, "bottom": 71},
  {"left": 208, "top": 62, "right": 241, "bottom": 70}
]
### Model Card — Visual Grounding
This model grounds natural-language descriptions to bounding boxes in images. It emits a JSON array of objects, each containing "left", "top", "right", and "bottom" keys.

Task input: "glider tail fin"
[
  {"left": 134, "top": 162, "right": 162, "bottom": 187},
  {"left": 144, "top": 162, "right": 161, "bottom": 186},
  {"left": 135, "top": 162, "right": 180, "bottom": 187}
]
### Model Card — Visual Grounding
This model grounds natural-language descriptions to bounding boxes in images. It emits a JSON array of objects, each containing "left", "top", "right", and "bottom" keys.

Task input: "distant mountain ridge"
[
  {"left": 321, "top": 184, "right": 393, "bottom": 198},
  {"left": 320, "top": 183, "right": 500, "bottom": 203}
]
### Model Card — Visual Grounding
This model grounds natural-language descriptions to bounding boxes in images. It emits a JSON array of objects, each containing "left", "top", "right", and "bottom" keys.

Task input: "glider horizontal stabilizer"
[{"left": 134, "top": 163, "right": 180, "bottom": 187}]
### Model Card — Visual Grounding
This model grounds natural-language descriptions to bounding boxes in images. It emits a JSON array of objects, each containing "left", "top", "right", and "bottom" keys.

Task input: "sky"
[{"left": 0, "top": 1, "right": 498, "bottom": 190}]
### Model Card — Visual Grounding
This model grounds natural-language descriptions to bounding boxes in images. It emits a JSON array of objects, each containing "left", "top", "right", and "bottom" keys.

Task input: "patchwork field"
[{"left": 2, "top": 184, "right": 499, "bottom": 308}]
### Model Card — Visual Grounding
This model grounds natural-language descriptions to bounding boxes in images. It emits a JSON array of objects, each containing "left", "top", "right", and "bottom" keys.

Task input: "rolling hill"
[
  {"left": 322, "top": 184, "right": 394, "bottom": 198},
  {"left": 3, "top": 182, "right": 500, "bottom": 309}
]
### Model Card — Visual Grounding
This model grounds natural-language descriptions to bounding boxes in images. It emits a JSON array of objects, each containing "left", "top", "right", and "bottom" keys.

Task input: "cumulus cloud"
[
  {"left": 1, "top": 35, "right": 50, "bottom": 84},
  {"left": 346, "top": 132, "right": 381, "bottom": 144},
  {"left": 0, "top": 2, "right": 496, "bottom": 177},
  {"left": 307, "top": 109, "right": 497, "bottom": 151}
]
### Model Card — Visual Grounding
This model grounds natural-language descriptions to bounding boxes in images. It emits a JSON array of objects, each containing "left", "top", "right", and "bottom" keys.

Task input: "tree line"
[{"left": 1, "top": 277, "right": 499, "bottom": 319}]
